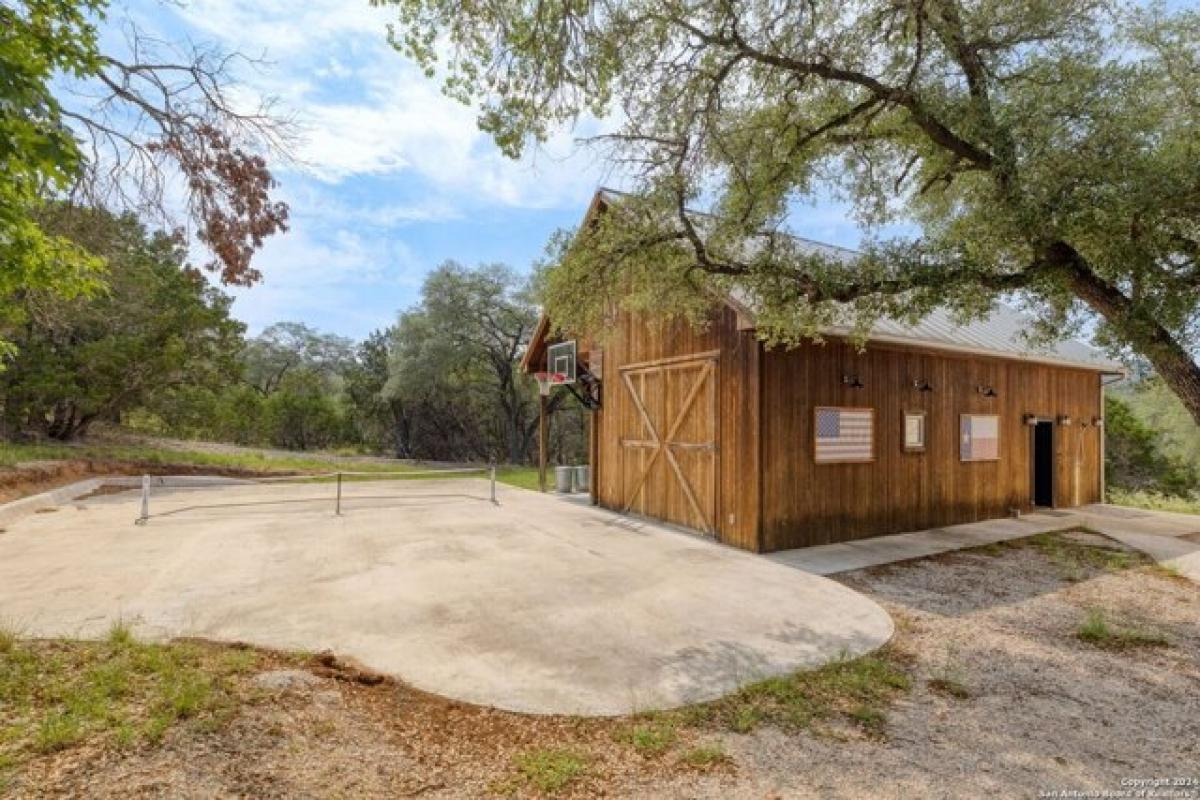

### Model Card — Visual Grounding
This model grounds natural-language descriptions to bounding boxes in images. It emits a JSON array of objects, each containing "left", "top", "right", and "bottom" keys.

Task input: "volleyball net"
[{"left": 129, "top": 466, "right": 498, "bottom": 524}]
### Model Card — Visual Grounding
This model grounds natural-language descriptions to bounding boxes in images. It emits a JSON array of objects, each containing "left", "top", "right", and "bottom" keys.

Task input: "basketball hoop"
[{"left": 534, "top": 371, "right": 565, "bottom": 396}]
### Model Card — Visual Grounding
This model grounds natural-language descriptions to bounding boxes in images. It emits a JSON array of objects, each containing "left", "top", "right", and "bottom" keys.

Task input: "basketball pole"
[{"left": 538, "top": 392, "right": 548, "bottom": 492}]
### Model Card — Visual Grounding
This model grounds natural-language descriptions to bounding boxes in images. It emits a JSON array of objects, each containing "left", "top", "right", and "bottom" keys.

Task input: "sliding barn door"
[{"left": 618, "top": 354, "right": 718, "bottom": 534}]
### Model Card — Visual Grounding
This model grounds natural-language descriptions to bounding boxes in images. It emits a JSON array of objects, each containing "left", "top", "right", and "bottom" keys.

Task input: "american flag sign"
[
  {"left": 961, "top": 414, "right": 1000, "bottom": 461},
  {"left": 815, "top": 407, "right": 874, "bottom": 463}
]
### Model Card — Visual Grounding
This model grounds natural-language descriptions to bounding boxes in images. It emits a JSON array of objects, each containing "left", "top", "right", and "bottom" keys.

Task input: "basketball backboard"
[{"left": 547, "top": 341, "right": 577, "bottom": 384}]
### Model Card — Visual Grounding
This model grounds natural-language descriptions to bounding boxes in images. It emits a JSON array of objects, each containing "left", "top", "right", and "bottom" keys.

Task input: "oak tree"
[
  {"left": 0, "top": 206, "right": 243, "bottom": 440},
  {"left": 376, "top": 0, "right": 1200, "bottom": 423}
]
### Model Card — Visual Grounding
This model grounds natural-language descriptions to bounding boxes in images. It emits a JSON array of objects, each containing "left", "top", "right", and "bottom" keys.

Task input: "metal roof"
[
  {"left": 727, "top": 288, "right": 1123, "bottom": 373},
  {"left": 829, "top": 304, "right": 1122, "bottom": 372},
  {"left": 592, "top": 188, "right": 1124, "bottom": 374}
]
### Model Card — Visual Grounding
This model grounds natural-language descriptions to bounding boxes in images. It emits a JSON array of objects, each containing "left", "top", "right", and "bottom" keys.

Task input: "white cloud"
[
  {"left": 111, "top": 0, "right": 618, "bottom": 338},
  {"left": 169, "top": 0, "right": 389, "bottom": 55},
  {"left": 227, "top": 221, "right": 425, "bottom": 336},
  {"left": 163, "top": 0, "right": 606, "bottom": 210}
]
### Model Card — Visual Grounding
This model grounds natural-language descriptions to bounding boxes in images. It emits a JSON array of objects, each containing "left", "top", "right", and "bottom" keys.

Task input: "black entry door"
[{"left": 1032, "top": 421, "right": 1054, "bottom": 507}]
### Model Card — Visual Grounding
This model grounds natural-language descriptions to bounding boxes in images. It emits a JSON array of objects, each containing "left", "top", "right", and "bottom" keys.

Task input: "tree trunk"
[
  {"left": 44, "top": 401, "right": 95, "bottom": 441},
  {"left": 1055, "top": 241, "right": 1200, "bottom": 426}
]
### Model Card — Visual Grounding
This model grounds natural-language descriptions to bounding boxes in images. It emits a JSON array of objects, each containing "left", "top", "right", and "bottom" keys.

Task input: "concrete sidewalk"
[{"left": 770, "top": 504, "right": 1200, "bottom": 583}]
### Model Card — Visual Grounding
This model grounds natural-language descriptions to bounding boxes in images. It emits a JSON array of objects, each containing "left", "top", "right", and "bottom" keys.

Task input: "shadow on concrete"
[{"left": 652, "top": 618, "right": 884, "bottom": 705}]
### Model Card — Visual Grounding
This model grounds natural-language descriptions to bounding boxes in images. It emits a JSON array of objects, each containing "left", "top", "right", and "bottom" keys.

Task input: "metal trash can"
[
  {"left": 573, "top": 465, "right": 590, "bottom": 493},
  {"left": 555, "top": 465, "right": 574, "bottom": 493}
]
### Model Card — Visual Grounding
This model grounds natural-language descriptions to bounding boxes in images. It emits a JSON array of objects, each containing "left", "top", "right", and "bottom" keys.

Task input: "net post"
[
  {"left": 336, "top": 472, "right": 343, "bottom": 516},
  {"left": 489, "top": 465, "right": 497, "bottom": 505},
  {"left": 136, "top": 474, "right": 150, "bottom": 525}
]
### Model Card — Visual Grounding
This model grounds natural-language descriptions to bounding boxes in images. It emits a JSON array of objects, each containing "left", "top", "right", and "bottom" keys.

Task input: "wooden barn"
[{"left": 522, "top": 191, "right": 1124, "bottom": 553}]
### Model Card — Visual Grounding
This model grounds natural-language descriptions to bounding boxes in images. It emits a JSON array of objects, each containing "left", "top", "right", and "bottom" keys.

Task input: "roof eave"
[
  {"left": 520, "top": 314, "right": 552, "bottom": 374},
  {"left": 819, "top": 326, "right": 1126, "bottom": 375}
]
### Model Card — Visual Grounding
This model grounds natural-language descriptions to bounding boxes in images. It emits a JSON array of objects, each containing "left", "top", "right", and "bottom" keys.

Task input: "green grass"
[
  {"left": 846, "top": 705, "right": 887, "bottom": 734},
  {"left": 493, "top": 465, "right": 543, "bottom": 491},
  {"left": 0, "top": 625, "right": 16, "bottom": 655},
  {"left": 1016, "top": 531, "right": 1147, "bottom": 579},
  {"left": 666, "top": 651, "right": 911, "bottom": 738},
  {"left": 510, "top": 747, "right": 588, "bottom": 794},
  {"left": 1076, "top": 609, "right": 1170, "bottom": 650},
  {"left": 614, "top": 718, "right": 677, "bottom": 756},
  {"left": 0, "top": 439, "right": 411, "bottom": 475},
  {"left": 1108, "top": 488, "right": 1200, "bottom": 515},
  {"left": 0, "top": 623, "right": 277, "bottom": 772},
  {"left": 1, "top": 438, "right": 553, "bottom": 493},
  {"left": 679, "top": 743, "right": 728, "bottom": 769}
]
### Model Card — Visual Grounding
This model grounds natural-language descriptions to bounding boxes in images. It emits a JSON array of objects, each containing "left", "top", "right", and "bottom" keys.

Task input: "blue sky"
[{"left": 103, "top": 0, "right": 877, "bottom": 340}]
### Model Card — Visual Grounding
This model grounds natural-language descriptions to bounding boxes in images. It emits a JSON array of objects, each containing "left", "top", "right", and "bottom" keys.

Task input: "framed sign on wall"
[
  {"left": 903, "top": 411, "right": 926, "bottom": 452},
  {"left": 814, "top": 406, "right": 875, "bottom": 464},
  {"left": 960, "top": 414, "right": 1001, "bottom": 462}
]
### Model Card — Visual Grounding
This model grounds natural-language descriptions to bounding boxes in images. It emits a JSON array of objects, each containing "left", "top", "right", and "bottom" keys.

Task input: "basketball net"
[{"left": 534, "top": 371, "right": 565, "bottom": 396}]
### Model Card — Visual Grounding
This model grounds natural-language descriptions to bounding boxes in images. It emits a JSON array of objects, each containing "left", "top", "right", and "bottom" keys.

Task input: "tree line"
[{"left": 0, "top": 206, "right": 586, "bottom": 465}]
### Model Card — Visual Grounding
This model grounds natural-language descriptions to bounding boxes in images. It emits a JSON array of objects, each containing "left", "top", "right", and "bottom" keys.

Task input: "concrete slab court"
[
  {"left": 771, "top": 504, "right": 1200, "bottom": 582},
  {"left": 0, "top": 478, "right": 892, "bottom": 716}
]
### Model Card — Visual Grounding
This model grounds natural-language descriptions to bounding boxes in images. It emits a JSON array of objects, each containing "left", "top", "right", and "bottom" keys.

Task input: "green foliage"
[
  {"left": 1111, "top": 378, "right": 1200, "bottom": 476},
  {"left": 376, "top": 0, "right": 1200, "bottom": 422},
  {"left": 139, "top": 322, "right": 368, "bottom": 452},
  {"left": 3, "top": 0, "right": 290, "bottom": 361},
  {"left": 0, "top": 206, "right": 243, "bottom": 440},
  {"left": 241, "top": 322, "right": 355, "bottom": 397},
  {"left": 384, "top": 261, "right": 583, "bottom": 464},
  {"left": 343, "top": 329, "right": 406, "bottom": 453},
  {"left": 1106, "top": 489, "right": 1200, "bottom": 516},
  {"left": 261, "top": 370, "right": 348, "bottom": 452},
  {"left": 1104, "top": 394, "right": 1197, "bottom": 496},
  {"left": 0, "top": 1, "right": 108, "bottom": 351}
]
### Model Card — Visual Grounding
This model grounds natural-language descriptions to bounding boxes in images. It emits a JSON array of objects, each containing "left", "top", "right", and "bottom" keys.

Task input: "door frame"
[
  {"left": 617, "top": 351, "right": 720, "bottom": 535},
  {"left": 1029, "top": 417, "right": 1056, "bottom": 508}
]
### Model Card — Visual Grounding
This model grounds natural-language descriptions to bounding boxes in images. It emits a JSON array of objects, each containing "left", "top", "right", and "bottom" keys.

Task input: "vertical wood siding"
[{"left": 759, "top": 339, "right": 1103, "bottom": 551}]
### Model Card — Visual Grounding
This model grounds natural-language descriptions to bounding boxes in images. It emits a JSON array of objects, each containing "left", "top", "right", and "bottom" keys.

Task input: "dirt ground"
[
  {"left": 4, "top": 531, "right": 1198, "bottom": 799},
  {"left": 0, "top": 460, "right": 300, "bottom": 505}
]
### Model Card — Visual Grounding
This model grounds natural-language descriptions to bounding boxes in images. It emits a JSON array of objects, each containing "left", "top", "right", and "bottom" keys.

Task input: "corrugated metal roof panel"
[{"left": 822, "top": 304, "right": 1123, "bottom": 372}]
